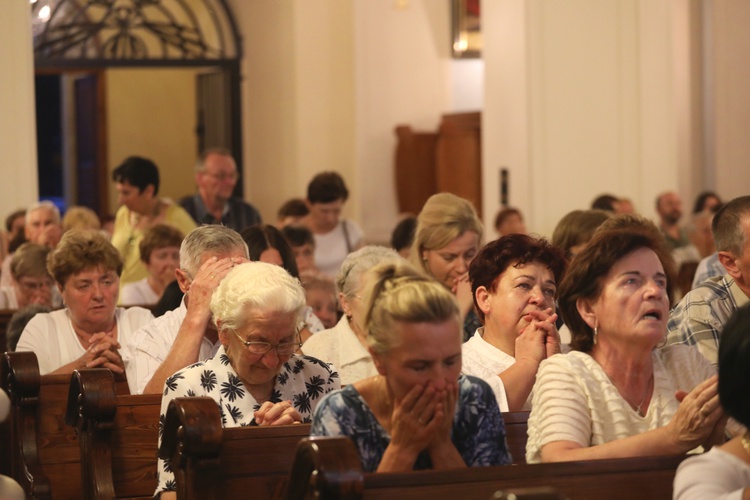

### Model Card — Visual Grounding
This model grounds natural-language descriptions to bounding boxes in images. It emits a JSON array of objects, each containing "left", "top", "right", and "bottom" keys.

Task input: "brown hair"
[
  {"left": 47, "top": 229, "right": 123, "bottom": 287},
  {"left": 469, "top": 234, "right": 567, "bottom": 323},
  {"left": 139, "top": 224, "right": 185, "bottom": 264},
  {"left": 558, "top": 217, "right": 676, "bottom": 353}
]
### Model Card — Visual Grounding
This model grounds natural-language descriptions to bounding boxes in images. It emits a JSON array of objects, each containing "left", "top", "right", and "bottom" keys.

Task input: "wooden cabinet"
[{"left": 394, "top": 111, "right": 482, "bottom": 216}]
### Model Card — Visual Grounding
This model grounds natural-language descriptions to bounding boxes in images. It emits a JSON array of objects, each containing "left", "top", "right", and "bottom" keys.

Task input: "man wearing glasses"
[{"left": 179, "top": 148, "right": 262, "bottom": 232}]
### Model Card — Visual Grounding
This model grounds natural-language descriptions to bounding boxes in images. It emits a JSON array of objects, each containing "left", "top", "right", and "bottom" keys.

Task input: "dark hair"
[
  {"left": 307, "top": 172, "right": 349, "bottom": 204},
  {"left": 558, "top": 220, "right": 676, "bottom": 353},
  {"left": 5, "top": 209, "right": 25, "bottom": 233},
  {"left": 692, "top": 191, "right": 722, "bottom": 214},
  {"left": 112, "top": 156, "right": 160, "bottom": 195},
  {"left": 281, "top": 225, "right": 315, "bottom": 248},
  {"left": 470, "top": 234, "right": 567, "bottom": 323},
  {"left": 240, "top": 224, "right": 299, "bottom": 278},
  {"left": 718, "top": 303, "right": 750, "bottom": 427},
  {"left": 390, "top": 216, "right": 417, "bottom": 252},
  {"left": 591, "top": 194, "right": 619, "bottom": 212},
  {"left": 712, "top": 195, "right": 750, "bottom": 255},
  {"left": 277, "top": 198, "right": 309, "bottom": 220},
  {"left": 551, "top": 209, "right": 611, "bottom": 258},
  {"left": 494, "top": 208, "right": 522, "bottom": 231}
]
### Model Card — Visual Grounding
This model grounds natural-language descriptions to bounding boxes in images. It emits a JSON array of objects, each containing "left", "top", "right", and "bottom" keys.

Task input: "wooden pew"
[
  {"left": 283, "top": 437, "right": 689, "bottom": 500},
  {"left": 158, "top": 397, "right": 312, "bottom": 500},
  {"left": 65, "top": 368, "right": 162, "bottom": 500},
  {"left": 1, "top": 351, "right": 83, "bottom": 499},
  {"left": 503, "top": 411, "right": 529, "bottom": 464},
  {"left": 0, "top": 352, "right": 131, "bottom": 499}
]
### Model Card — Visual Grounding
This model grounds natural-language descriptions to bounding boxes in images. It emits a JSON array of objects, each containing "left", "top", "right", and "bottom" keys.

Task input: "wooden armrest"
[{"left": 283, "top": 436, "right": 363, "bottom": 500}]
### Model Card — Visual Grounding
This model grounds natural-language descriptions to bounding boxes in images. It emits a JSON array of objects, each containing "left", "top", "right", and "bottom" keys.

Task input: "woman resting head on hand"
[
  {"left": 673, "top": 304, "right": 750, "bottom": 499},
  {"left": 155, "top": 261, "right": 340, "bottom": 499},
  {"left": 526, "top": 216, "right": 725, "bottom": 463},
  {"left": 409, "top": 193, "right": 484, "bottom": 341},
  {"left": 311, "top": 261, "right": 512, "bottom": 472},
  {"left": 462, "top": 234, "right": 567, "bottom": 412}
]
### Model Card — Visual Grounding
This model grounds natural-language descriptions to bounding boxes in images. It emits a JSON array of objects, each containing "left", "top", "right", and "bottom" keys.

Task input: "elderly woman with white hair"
[
  {"left": 302, "top": 246, "right": 403, "bottom": 385},
  {"left": 154, "top": 261, "right": 340, "bottom": 499}
]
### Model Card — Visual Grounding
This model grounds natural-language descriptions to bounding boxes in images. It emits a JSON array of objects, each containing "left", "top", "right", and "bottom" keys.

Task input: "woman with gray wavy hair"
[
  {"left": 154, "top": 261, "right": 340, "bottom": 499},
  {"left": 302, "top": 246, "right": 403, "bottom": 385}
]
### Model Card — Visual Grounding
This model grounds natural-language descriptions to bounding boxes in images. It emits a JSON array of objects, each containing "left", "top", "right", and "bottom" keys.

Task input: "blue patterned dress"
[
  {"left": 155, "top": 346, "right": 339, "bottom": 495},
  {"left": 310, "top": 375, "right": 511, "bottom": 472}
]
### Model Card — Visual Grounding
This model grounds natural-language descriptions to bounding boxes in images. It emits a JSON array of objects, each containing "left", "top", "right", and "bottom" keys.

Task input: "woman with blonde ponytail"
[{"left": 311, "top": 262, "right": 511, "bottom": 472}]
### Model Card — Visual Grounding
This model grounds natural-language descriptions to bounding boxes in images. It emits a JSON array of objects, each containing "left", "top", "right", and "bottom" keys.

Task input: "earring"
[{"left": 593, "top": 318, "right": 599, "bottom": 345}]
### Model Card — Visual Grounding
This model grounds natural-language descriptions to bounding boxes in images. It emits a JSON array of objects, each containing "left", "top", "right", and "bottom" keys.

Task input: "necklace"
[
  {"left": 619, "top": 373, "right": 654, "bottom": 417},
  {"left": 742, "top": 432, "right": 750, "bottom": 457}
]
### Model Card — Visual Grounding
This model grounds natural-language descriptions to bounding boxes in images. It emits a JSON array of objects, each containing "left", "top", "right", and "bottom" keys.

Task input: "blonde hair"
[
  {"left": 364, "top": 262, "right": 460, "bottom": 355},
  {"left": 62, "top": 206, "right": 101, "bottom": 232},
  {"left": 409, "top": 193, "right": 483, "bottom": 275}
]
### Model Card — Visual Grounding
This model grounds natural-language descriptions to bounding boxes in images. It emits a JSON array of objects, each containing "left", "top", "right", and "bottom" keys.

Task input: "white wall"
[
  {"left": 482, "top": 0, "right": 697, "bottom": 239},
  {"left": 0, "top": 2, "right": 39, "bottom": 217}
]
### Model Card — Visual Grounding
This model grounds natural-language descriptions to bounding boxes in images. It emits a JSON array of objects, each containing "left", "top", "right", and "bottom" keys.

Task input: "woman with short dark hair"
[
  {"left": 462, "top": 234, "right": 567, "bottom": 412},
  {"left": 302, "top": 171, "right": 363, "bottom": 277}
]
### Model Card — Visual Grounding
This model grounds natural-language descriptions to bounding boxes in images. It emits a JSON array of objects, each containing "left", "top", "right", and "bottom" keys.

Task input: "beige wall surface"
[
  {"left": 0, "top": 1, "right": 39, "bottom": 218},
  {"left": 482, "top": 0, "right": 700, "bottom": 239},
  {"left": 105, "top": 68, "right": 199, "bottom": 215},
  {"left": 706, "top": 0, "right": 750, "bottom": 200}
]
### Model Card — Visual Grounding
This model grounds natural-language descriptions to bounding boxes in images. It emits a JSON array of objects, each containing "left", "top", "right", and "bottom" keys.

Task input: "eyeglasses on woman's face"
[{"left": 230, "top": 328, "right": 301, "bottom": 356}]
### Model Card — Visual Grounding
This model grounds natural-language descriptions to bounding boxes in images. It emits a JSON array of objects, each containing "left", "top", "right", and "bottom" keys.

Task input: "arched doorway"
[{"left": 31, "top": 0, "right": 243, "bottom": 216}]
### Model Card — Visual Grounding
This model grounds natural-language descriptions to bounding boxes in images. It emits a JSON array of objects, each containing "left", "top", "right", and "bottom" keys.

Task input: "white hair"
[
  {"left": 210, "top": 261, "right": 305, "bottom": 332},
  {"left": 26, "top": 201, "right": 61, "bottom": 224},
  {"left": 336, "top": 246, "right": 403, "bottom": 298}
]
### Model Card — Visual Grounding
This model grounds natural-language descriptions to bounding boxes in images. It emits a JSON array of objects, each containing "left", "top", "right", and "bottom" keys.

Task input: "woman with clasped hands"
[
  {"left": 155, "top": 262, "right": 340, "bottom": 498},
  {"left": 15, "top": 229, "right": 154, "bottom": 375},
  {"left": 461, "top": 234, "right": 567, "bottom": 412},
  {"left": 526, "top": 219, "right": 725, "bottom": 463},
  {"left": 311, "top": 262, "right": 511, "bottom": 472}
]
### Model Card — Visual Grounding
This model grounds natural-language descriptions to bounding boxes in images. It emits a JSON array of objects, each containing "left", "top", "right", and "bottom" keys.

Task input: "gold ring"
[
  {"left": 210, "top": 274, "right": 215, "bottom": 279},
  {"left": 700, "top": 405, "right": 709, "bottom": 417}
]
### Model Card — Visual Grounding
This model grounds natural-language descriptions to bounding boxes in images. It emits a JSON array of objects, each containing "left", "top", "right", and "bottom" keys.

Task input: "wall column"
[{"left": 0, "top": 1, "right": 39, "bottom": 216}]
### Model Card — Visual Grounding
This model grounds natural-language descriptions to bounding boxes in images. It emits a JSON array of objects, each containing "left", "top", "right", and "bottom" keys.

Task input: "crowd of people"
[{"left": 1, "top": 151, "right": 748, "bottom": 499}]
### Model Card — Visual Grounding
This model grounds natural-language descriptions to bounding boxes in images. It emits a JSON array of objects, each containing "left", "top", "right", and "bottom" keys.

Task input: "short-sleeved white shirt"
[
  {"left": 461, "top": 329, "right": 512, "bottom": 412},
  {"left": 15, "top": 306, "right": 154, "bottom": 374}
]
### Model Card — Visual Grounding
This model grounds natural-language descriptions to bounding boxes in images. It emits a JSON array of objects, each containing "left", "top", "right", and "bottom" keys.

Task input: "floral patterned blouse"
[
  {"left": 155, "top": 346, "right": 339, "bottom": 495},
  {"left": 310, "top": 375, "right": 512, "bottom": 472}
]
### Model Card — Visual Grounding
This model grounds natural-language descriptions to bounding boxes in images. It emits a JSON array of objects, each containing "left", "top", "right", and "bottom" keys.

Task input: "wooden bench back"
[
  {"left": 65, "top": 368, "right": 161, "bottom": 500},
  {"left": 1, "top": 351, "right": 81, "bottom": 499},
  {"left": 284, "top": 437, "right": 688, "bottom": 500},
  {"left": 159, "top": 397, "right": 313, "bottom": 500},
  {"left": 1, "top": 352, "right": 131, "bottom": 500},
  {"left": 503, "top": 411, "right": 529, "bottom": 464}
]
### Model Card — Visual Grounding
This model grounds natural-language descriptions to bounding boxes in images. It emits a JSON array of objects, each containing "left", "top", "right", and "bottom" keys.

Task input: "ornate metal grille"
[{"left": 31, "top": 0, "right": 240, "bottom": 62}]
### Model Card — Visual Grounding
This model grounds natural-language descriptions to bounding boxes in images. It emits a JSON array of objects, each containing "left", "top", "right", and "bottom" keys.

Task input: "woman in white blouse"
[
  {"left": 15, "top": 229, "right": 153, "bottom": 375},
  {"left": 526, "top": 217, "right": 725, "bottom": 463},
  {"left": 302, "top": 246, "right": 403, "bottom": 385},
  {"left": 461, "top": 234, "right": 567, "bottom": 412}
]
